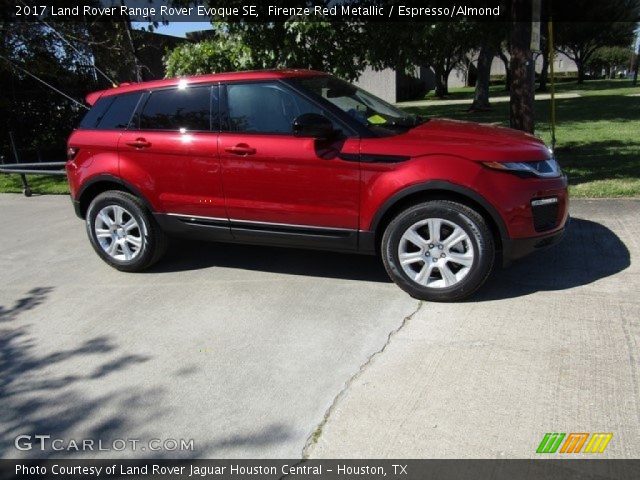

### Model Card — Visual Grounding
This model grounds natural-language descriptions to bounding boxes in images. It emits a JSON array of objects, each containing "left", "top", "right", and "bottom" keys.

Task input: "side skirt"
[{"left": 154, "top": 213, "right": 372, "bottom": 254}]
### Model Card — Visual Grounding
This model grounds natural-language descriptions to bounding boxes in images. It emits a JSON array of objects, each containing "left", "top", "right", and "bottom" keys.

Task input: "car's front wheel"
[
  {"left": 86, "top": 191, "right": 167, "bottom": 272},
  {"left": 381, "top": 200, "right": 495, "bottom": 302}
]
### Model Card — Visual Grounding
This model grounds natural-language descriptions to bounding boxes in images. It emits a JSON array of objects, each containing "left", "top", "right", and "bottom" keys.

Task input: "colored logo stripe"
[
  {"left": 584, "top": 433, "right": 613, "bottom": 453},
  {"left": 560, "top": 433, "right": 589, "bottom": 453},
  {"left": 536, "top": 433, "right": 566, "bottom": 453},
  {"left": 537, "top": 433, "right": 613, "bottom": 454}
]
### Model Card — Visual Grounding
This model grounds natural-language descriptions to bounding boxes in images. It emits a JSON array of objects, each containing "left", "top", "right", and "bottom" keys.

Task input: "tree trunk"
[
  {"left": 465, "top": 55, "right": 476, "bottom": 87},
  {"left": 443, "top": 68, "right": 453, "bottom": 95},
  {"left": 509, "top": 15, "right": 535, "bottom": 133},
  {"left": 538, "top": 51, "right": 549, "bottom": 92},
  {"left": 434, "top": 64, "right": 447, "bottom": 98},
  {"left": 470, "top": 45, "right": 494, "bottom": 111},
  {"left": 576, "top": 58, "right": 585, "bottom": 84},
  {"left": 498, "top": 50, "right": 511, "bottom": 91}
]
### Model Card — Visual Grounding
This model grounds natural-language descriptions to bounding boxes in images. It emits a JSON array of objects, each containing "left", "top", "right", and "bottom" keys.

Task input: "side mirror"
[{"left": 292, "top": 113, "right": 335, "bottom": 139}]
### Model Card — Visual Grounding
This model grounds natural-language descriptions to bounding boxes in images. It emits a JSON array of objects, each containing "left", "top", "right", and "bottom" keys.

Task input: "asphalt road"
[{"left": 0, "top": 195, "right": 637, "bottom": 459}]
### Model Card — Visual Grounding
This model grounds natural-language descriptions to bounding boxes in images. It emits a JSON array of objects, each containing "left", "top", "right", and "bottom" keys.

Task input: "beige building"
[{"left": 355, "top": 52, "right": 578, "bottom": 103}]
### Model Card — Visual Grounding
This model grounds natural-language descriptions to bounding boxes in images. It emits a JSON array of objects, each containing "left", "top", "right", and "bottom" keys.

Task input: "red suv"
[{"left": 66, "top": 70, "right": 568, "bottom": 301}]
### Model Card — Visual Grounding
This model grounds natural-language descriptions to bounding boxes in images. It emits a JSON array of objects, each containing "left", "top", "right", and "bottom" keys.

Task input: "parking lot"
[{"left": 0, "top": 195, "right": 638, "bottom": 458}]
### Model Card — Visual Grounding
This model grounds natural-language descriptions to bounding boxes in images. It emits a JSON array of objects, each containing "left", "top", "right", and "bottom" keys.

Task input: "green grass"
[
  {"left": 423, "top": 83, "right": 509, "bottom": 101},
  {"left": 405, "top": 79, "right": 640, "bottom": 197},
  {"left": 0, "top": 173, "right": 69, "bottom": 195},
  {"left": 420, "top": 79, "right": 631, "bottom": 101}
]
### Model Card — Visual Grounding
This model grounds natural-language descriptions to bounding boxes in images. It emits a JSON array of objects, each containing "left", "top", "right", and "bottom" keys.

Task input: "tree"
[
  {"left": 87, "top": 21, "right": 176, "bottom": 85},
  {"left": 416, "top": 22, "right": 474, "bottom": 98},
  {"left": 0, "top": 1, "right": 166, "bottom": 162},
  {"left": 497, "top": 48, "right": 512, "bottom": 91},
  {"left": 510, "top": 3, "right": 535, "bottom": 132},
  {"left": 164, "top": 18, "right": 369, "bottom": 80},
  {"left": 164, "top": 0, "right": 370, "bottom": 80},
  {"left": 163, "top": 18, "right": 367, "bottom": 80},
  {"left": 552, "top": 1, "right": 638, "bottom": 83},
  {"left": 555, "top": 23, "right": 636, "bottom": 82},
  {"left": 164, "top": 35, "right": 256, "bottom": 76},
  {"left": 0, "top": 20, "right": 96, "bottom": 161},
  {"left": 471, "top": 46, "right": 495, "bottom": 110},
  {"left": 536, "top": 28, "right": 551, "bottom": 92},
  {"left": 468, "top": 22, "right": 509, "bottom": 110},
  {"left": 634, "top": 36, "right": 640, "bottom": 86},
  {"left": 586, "top": 46, "right": 634, "bottom": 78},
  {"left": 365, "top": 21, "right": 473, "bottom": 98},
  {"left": 537, "top": 49, "right": 550, "bottom": 91}
]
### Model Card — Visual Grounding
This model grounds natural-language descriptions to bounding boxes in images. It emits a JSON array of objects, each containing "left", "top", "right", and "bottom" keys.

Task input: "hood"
[{"left": 390, "top": 119, "right": 551, "bottom": 162}]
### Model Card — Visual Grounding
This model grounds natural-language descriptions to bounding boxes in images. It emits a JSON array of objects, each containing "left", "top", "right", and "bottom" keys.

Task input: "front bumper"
[{"left": 501, "top": 220, "right": 568, "bottom": 267}]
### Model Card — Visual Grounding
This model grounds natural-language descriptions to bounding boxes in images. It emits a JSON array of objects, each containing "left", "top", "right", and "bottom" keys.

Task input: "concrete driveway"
[{"left": 0, "top": 195, "right": 637, "bottom": 459}]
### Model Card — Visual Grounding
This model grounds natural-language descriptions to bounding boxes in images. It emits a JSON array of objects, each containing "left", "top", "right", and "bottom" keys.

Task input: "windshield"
[{"left": 290, "top": 76, "right": 424, "bottom": 134}]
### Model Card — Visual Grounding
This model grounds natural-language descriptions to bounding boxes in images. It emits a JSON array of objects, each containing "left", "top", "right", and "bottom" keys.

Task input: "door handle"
[
  {"left": 125, "top": 138, "right": 151, "bottom": 149},
  {"left": 224, "top": 144, "right": 256, "bottom": 155}
]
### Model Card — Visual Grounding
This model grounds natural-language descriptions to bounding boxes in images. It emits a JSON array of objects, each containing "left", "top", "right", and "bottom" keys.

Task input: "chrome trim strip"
[
  {"left": 166, "top": 213, "right": 355, "bottom": 232},
  {"left": 531, "top": 197, "right": 558, "bottom": 207},
  {"left": 231, "top": 218, "right": 354, "bottom": 232},
  {"left": 167, "top": 213, "right": 228, "bottom": 222}
]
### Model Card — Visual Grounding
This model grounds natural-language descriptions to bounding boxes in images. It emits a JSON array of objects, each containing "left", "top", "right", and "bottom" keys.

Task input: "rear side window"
[
  {"left": 79, "top": 96, "right": 114, "bottom": 129},
  {"left": 138, "top": 86, "right": 212, "bottom": 131},
  {"left": 79, "top": 92, "right": 143, "bottom": 130}
]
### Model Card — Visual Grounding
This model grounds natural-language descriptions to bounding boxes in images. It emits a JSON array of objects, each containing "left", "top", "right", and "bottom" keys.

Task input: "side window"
[
  {"left": 95, "top": 93, "right": 143, "bottom": 130},
  {"left": 224, "top": 82, "right": 343, "bottom": 135},
  {"left": 138, "top": 86, "right": 212, "bottom": 131},
  {"left": 79, "top": 96, "right": 114, "bottom": 129}
]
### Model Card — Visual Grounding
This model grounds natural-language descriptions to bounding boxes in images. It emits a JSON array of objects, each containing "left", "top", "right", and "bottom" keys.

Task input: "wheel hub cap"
[
  {"left": 398, "top": 217, "right": 475, "bottom": 289},
  {"left": 94, "top": 205, "right": 143, "bottom": 262},
  {"left": 426, "top": 244, "right": 444, "bottom": 259}
]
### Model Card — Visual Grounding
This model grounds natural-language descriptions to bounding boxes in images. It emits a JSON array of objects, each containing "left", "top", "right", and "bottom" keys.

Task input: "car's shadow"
[
  {"left": 149, "top": 218, "right": 630, "bottom": 299},
  {"left": 149, "top": 239, "right": 392, "bottom": 282},
  {"left": 475, "top": 217, "right": 630, "bottom": 301}
]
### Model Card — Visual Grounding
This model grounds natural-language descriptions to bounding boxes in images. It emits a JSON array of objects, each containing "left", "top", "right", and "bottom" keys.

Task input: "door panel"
[
  {"left": 118, "top": 84, "right": 227, "bottom": 220},
  {"left": 219, "top": 81, "right": 361, "bottom": 231},
  {"left": 119, "top": 131, "right": 225, "bottom": 218},
  {"left": 219, "top": 134, "right": 360, "bottom": 229}
]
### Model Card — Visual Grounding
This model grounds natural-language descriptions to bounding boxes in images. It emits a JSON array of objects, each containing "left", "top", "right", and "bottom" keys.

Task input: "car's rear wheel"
[
  {"left": 86, "top": 191, "right": 167, "bottom": 272},
  {"left": 381, "top": 200, "right": 494, "bottom": 301}
]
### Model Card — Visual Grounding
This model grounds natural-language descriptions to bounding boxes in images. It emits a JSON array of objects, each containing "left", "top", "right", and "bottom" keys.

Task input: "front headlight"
[{"left": 482, "top": 158, "right": 561, "bottom": 178}]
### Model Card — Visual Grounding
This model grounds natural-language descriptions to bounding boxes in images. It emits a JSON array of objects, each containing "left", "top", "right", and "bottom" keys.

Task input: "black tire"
[
  {"left": 86, "top": 190, "right": 168, "bottom": 272},
  {"left": 381, "top": 200, "right": 494, "bottom": 302}
]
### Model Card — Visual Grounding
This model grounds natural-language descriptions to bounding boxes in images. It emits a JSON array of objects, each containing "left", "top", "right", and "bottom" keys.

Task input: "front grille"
[{"left": 532, "top": 200, "right": 559, "bottom": 232}]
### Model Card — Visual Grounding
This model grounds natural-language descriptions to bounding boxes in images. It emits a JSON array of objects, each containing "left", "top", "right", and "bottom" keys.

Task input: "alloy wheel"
[
  {"left": 94, "top": 205, "right": 143, "bottom": 261},
  {"left": 398, "top": 217, "right": 475, "bottom": 288}
]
